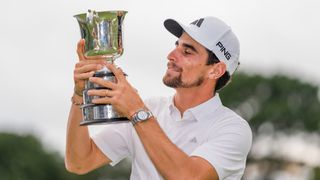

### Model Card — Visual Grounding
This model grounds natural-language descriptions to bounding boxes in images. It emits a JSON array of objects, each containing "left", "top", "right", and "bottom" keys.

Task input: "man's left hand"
[{"left": 87, "top": 63, "right": 145, "bottom": 119}]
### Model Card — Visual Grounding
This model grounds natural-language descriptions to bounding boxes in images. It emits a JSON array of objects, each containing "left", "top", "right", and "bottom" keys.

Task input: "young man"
[{"left": 66, "top": 16, "right": 252, "bottom": 180}]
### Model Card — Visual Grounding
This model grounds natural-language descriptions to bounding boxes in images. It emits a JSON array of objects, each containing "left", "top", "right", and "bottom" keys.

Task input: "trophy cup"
[{"left": 74, "top": 10, "right": 128, "bottom": 125}]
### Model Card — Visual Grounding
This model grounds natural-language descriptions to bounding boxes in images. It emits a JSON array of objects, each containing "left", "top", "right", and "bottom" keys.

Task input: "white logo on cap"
[{"left": 216, "top": 41, "right": 231, "bottom": 60}]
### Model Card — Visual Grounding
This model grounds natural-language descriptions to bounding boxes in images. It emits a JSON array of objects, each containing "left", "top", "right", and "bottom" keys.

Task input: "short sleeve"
[
  {"left": 92, "top": 122, "right": 131, "bottom": 166},
  {"left": 191, "top": 120, "right": 252, "bottom": 179}
]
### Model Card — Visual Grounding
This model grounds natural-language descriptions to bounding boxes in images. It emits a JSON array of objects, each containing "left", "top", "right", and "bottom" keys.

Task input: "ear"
[{"left": 208, "top": 62, "right": 226, "bottom": 80}]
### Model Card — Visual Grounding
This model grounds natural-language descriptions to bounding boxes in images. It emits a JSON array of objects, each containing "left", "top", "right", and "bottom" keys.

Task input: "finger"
[
  {"left": 89, "top": 77, "right": 117, "bottom": 89},
  {"left": 87, "top": 89, "right": 115, "bottom": 97},
  {"left": 105, "top": 63, "right": 126, "bottom": 82},
  {"left": 85, "top": 55, "right": 107, "bottom": 61},
  {"left": 75, "top": 64, "right": 103, "bottom": 74},
  {"left": 75, "top": 60, "right": 107, "bottom": 68},
  {"left": 92, "top": 96, "right": 113, "bottom": 104},
  {"left": 74, "top": 71, "right": 95, "bottom": 80},
  {"left": 77, "top": 39, "right": 86, "bottom": 61}
]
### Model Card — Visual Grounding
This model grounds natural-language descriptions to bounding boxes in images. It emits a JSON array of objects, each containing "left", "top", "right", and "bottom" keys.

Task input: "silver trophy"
[{"left": 74, "top": 10, "right": 128, "bottom": 125}]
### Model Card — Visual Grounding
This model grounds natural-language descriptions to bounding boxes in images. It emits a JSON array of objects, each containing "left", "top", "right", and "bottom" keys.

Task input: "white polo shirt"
[{"left": 92, "top": 94, "right": 252, "bottom": 180}]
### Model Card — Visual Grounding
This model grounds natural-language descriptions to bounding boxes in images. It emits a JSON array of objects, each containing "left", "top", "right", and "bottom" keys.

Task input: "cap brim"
[{"left": 164, "top": 19, "right": 185, "bottom": 38}]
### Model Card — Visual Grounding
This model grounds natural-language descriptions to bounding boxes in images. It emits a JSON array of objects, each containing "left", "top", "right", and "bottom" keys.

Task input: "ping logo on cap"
[
  {"left": 190, "top": 18, "right": 204, "bottom": 27},
  {"left": 216, "top": 41, "right": 231, "bottom": 60}
]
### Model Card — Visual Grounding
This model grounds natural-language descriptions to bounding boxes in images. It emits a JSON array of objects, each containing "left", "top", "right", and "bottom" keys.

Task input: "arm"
[
  {"left": 65, "top": 40, "right": 111, "bottom": 174},
  {"left": 88, "top": 65, "right": 219, "bottom": 180},
  {"left": 134, "top": 118, "right": 219, "bottom": 180},
  {"left": 65, "top": 96, "right": 111, "bottom": 174}
]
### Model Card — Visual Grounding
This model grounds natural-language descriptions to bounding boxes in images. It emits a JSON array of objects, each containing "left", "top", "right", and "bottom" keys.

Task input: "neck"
[{"left": 173, "top": 86, "right": 215, "bottom": 116}]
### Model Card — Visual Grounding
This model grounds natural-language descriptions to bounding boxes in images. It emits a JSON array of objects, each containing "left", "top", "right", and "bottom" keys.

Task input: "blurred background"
[{"left": 0, "top": 0, "right": 319, "bottom": 179}]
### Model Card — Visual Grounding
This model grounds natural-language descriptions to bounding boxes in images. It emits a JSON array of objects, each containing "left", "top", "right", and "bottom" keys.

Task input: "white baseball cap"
[{"left": 164, "top": 17, "right": 240, "bottom": 75}]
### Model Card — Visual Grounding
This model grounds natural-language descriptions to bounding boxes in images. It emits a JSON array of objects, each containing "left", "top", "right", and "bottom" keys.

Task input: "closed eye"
[{"left": 175, "top": 40, "right": 198, "bottom": 55}]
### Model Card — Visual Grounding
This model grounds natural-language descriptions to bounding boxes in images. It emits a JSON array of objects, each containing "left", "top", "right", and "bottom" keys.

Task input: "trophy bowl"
[{"left": 74, "top": 10, "right": 128, "bottom": 125}]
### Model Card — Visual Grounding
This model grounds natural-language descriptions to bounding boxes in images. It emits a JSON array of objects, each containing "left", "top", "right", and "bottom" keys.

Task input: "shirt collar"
[
  {"left": 168, "top": 94, "right": 223, "bottom": 122},
  {"left": 189, "top": 94, "right": 223, "bottom": 122}
]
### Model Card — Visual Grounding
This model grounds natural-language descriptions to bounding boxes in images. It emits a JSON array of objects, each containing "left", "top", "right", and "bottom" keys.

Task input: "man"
[{"left": 65, "top": 16, "right": 252, "bottom": 180}]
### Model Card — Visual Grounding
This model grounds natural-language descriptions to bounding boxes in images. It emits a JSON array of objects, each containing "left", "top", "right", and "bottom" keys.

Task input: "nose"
[{"left": 167, "top": 48, "right": 178, "bottom": 62}]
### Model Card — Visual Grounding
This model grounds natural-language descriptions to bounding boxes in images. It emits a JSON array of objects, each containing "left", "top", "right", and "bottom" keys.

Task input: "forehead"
[{"left": 179, "top": 32, "right": 207, "bottom": 53}]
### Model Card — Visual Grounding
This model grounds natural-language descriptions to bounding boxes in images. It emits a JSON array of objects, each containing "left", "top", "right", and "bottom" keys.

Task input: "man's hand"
[
  {"left": 73, "top": 39, "right": 106, "bottom": 96},
  {"left": 87, "top": 63, "right": 145, "bottom": 119}
]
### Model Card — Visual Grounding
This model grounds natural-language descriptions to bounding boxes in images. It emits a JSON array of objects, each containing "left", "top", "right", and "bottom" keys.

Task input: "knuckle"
[
  {"left": 118, "top": 84, "right": 125, "bottom": 91},
  {"left": 75, "top": 62, "right": 83, "bottom": 68},
  {"left": 74, "top": 74, "right": 80, "bottom": 80},
  {"left": 76, "top": 48, "right": 82, "bottom": 53},
  {"left": 116, "top": 91, "right": 123, "bottom": 99},
  {"left": 96, "top": 65, "right": 102, "bottom": 70}
]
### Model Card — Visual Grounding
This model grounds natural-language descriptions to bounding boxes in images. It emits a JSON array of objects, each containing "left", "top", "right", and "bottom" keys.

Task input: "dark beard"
[
  {"left": 163, "top": 62, "right": 204, "bottom": 88},
  {"left": 162, "top": 73, "right": 204, "bottom": 88}
]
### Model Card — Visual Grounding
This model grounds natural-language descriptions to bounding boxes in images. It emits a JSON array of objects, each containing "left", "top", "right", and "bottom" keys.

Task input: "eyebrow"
[{"left": 175, "top": 40, "right": 199, "bottom": 53}]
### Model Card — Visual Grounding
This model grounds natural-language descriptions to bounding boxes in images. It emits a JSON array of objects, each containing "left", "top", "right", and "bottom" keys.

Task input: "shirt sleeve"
[
  {"left": 91, "top": 122, "right": 131, "bottom": 166},
  {"left": 191, "top": 120, "right": 252, "bottom": 179}
]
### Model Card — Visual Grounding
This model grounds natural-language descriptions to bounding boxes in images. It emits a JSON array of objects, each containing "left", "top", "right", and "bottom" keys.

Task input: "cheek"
[
  {"left": 183, "top": 60, "right": 205, "bottom": 72},
  {"left": 181, "top": 62, "right": 205, "bottom": 79}
]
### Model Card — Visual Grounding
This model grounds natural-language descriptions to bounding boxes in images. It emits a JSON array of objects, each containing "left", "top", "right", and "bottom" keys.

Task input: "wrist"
[
  {"left": 74, "top": 87, "right": 83, "bottom": 97},
  {"left": 130, "top": 108, "right": 153, "bottom": 126},
  {"left": 128, "top": 102, "right": 147, "bottom": 119},
  {"left": 71, "top": 93, "right": 83, "bottom": 106}
]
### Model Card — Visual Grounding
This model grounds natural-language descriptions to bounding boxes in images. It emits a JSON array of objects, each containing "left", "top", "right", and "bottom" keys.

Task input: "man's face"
[{"left": 163, "top": 32, "right": 210, "bottom": 88}]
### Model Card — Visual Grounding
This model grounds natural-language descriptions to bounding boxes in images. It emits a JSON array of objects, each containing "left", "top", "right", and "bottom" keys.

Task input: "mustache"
[{"left": 167, "top": 62, "right": 182, "bottom": 72}]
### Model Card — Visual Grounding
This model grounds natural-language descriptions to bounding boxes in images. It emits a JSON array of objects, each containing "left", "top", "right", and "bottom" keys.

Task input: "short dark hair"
[{"left": 206, "top": 49, "right": 231, "bottom": 91}]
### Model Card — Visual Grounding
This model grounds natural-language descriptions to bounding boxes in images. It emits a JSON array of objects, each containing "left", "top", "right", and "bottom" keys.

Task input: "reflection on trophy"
[{"left": 74, "top": 10, "right": 128, "bottom": 125}]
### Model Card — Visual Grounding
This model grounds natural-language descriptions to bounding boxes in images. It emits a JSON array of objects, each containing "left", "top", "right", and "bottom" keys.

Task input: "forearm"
[
  {"left": 134, "top": 118, "right": 198, "bottom": 180},
  {"left": 65, "top": 95, "right": 93, "bottom": 171}
]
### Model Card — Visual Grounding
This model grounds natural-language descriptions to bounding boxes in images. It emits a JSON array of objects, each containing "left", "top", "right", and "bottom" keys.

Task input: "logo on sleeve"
[
  {"left": 190, "top": 18, "right": 204, "bottom": 27},
  {"left": 189, "top": 137, "right": 198, "bottom": 143}
]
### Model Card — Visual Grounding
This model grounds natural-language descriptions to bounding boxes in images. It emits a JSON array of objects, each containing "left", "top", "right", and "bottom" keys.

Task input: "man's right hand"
[{"left": 73, "top": 39, "right": 106, "bottom": 96}]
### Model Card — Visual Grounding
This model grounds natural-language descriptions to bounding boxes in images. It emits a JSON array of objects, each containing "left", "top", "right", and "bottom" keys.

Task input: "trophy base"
[
  {"left": 80, "top": 117, "right": 129, "bottom": 126},
  {"left": 81, "top": 104, "right": 129, "bottom": 126}
]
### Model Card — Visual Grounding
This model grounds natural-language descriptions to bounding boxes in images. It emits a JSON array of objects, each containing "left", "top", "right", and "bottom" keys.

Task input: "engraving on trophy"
[{"left": 74, "top": 10, "right": 128, "bottom": 125}]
